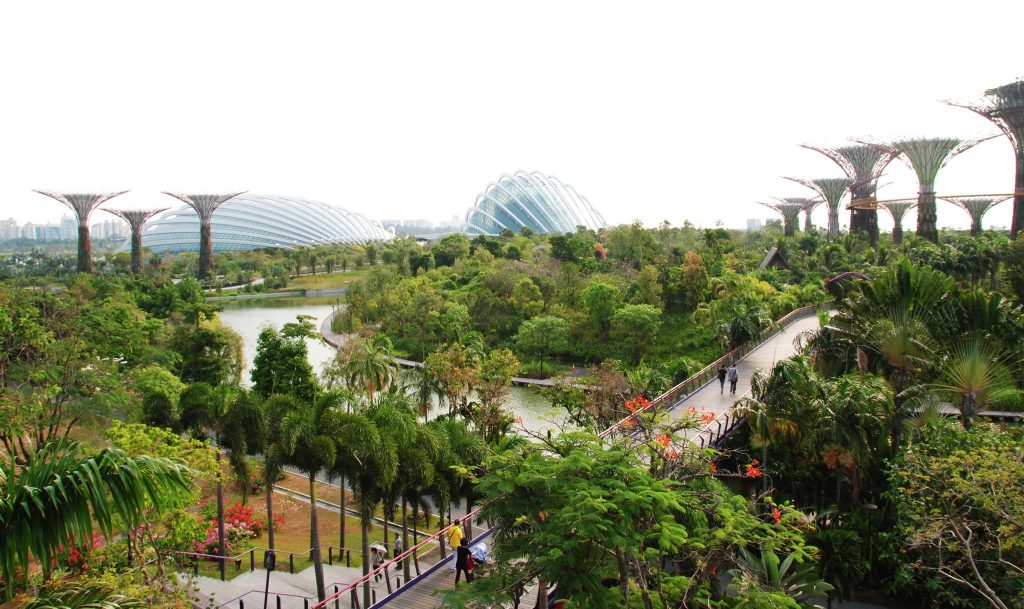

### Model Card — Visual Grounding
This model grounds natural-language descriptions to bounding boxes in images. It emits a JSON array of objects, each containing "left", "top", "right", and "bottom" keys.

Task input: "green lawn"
[{"left": 289, "top": 268, "right": 369, "bottom": 290}]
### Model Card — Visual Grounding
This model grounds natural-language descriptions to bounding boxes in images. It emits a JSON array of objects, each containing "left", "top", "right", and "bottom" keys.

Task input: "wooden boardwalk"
[{"left": 373, "top": 530, "right": 493, "bottom": 609}]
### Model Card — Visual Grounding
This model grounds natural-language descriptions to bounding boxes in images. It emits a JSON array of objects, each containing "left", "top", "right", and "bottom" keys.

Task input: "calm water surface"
[{"left": 218, "top": 296, "right": 562, "bottom": 432}]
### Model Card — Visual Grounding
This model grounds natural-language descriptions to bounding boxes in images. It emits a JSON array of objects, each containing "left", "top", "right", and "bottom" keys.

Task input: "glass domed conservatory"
[
  {"left": 141, "top": 194, "right": 392, "bottom": 253},
  {"left": 462, "top": 172, "right": 606, "bottom": 235}
]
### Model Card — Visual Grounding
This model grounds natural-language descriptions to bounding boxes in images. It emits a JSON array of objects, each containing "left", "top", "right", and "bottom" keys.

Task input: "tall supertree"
[
  {"left": 33, "top": 191, "right": 128, "bottom": 273},
  {"left": 877, "top": 198, "right": 917, "bottom": 244},
  {"left": 938, "top": 195, "right": 1012, "bottom": 237},
  {"left": 784, "top": 177, "right": 853, "bottom": 239},
  {"left": 161, "top": 192, "right": 245, "bottom": 279},
  {"left": 949, "top": 79, "right": 1024, "bottom": 238},
  {"left": 872, "top": 138, "right": 988, "bottom": 243},
  {"left": 802, "top": 144, "right": 899, "bottom": 244},
  {"left": 798, "top": 198, "right": 822, "bottom": 233},
  {"left": 758, "top": 199, "right": 805, "bottom": 236},
  {"left": 104, "top": 207, "right": 169, "bottom": 274}
]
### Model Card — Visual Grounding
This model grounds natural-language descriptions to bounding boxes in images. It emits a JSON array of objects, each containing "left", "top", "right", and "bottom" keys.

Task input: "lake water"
[{"left": 218, "top": 296, "right": 562, "bottom": 433}]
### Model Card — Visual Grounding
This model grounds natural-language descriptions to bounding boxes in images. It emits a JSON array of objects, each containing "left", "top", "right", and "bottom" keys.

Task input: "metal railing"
[{"left": 180, "top": 545, "right": 355, "bottom": 581}]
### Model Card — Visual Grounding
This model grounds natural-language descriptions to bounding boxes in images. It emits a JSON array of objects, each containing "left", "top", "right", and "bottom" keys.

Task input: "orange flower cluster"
[
  {"left": 665, "top": 449, "right": 679, "bottom": 460},
  {"left": 515, "top": 416, "right": 524, "bottom": 425},
  {"left": 700, "top": 410, "right": 717, "bottom": 425},
  {"left": 746, "top": 461, "right": 763, "bottom": 478},
  {"left": 624, "top": 396, "right": 650, "bottom": 413},
  {"left": 656, "top": 434, "right": 671, "bottom": 447},
  {"left": 771, "top": 508, "right": 782, "bottom": 523},
  {"left": 710, "top": 462, "right": 718, "bottom": 473},
  {"left": 686, "top": 406, "right": 697, "bottom": 416},
  {"left": 622, "top": 418, "right": 637, "bottom": 428}
]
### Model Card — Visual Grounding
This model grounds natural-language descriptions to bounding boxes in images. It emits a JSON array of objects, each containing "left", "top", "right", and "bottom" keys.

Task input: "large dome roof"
[
  {"left": 142, "top": 194, "right": 392, "bottom": 253},
  {"left": 462, "top": 172, "right": 606, "bottom": 236}
]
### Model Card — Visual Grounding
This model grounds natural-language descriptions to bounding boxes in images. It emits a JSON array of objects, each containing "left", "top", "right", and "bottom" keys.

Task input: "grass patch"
[{"left": 289, "top": 269, "right": 369, "bottom": 290}]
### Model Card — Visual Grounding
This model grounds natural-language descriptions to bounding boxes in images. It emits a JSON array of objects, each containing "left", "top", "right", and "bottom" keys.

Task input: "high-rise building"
[
  {"left": 21, "top": 223, "right": 37, "bottom": 240},
  {"left": 61, "top": 215, "right": 76, "bottom": 240},
  {"left": 746, "top": 218, "right": 763, "bottom": 231},
  {"left": 0, "top": 218, "right": 17, "bottom": 241}
]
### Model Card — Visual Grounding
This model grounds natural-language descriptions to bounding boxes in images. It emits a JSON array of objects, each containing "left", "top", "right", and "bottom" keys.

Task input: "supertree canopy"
[
  {"left": 161, "top": 192, "right": 245, "bottom": 279},
  {"left": 785, "top": 177, "right": 853, "bottom": 239},
  {"left": 33, "top": 191, "right": 128, "bottom": 273},
  {"left": 758, "top": 199, "right": 805, "bottom": 236},
  {"left": 938, "top": 195, "right": 1012, "bottom": 237},
  {"left": 876, "top": 137, "right": 988, "bottom": 243},
  {"left": 104, "top": 207, "right": 168, "bottom": 274},
  {"left": 950, "top": 78, "right": 1024, "bottom": 239},
  {"left": 877, "top": 198, "right": 917, "bottom": 244},
  {"left": 802, "top": 144, "right": 899, "bottom": 244},
  {"left": 774, "top": 197, "right": 821, "bottom": 232}
]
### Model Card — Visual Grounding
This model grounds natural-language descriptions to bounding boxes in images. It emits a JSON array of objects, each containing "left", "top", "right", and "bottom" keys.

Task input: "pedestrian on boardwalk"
[
  {"left": 393, "top": 533, "right": 403, "bottom": 567},
  {"left": 455, "top": 539, "right": 474, "bottom": 585},
  {"left": 727, "top": 364, "right": 739, "bottom": 395},
  {"left": 447, "top": 518, "right": 464, "bottom": 551},
  {"left": 717, "top": 366, "right": 727, "bottom": 393}
]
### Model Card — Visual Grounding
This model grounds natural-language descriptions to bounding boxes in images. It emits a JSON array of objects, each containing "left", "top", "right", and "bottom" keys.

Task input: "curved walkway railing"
[{"left": 599, "top": 304, "right": 824, "bottom": 442}]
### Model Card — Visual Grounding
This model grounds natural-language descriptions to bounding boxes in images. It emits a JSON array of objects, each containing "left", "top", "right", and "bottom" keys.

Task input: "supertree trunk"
[
  {"left": 827, "top": 204, "right": 839, "bottom": 239},
  {"left": 917, "top": 189, "right": 938, "bottom": 243},
  {"left": 130, "top": 228, "right": 143, "bottom": 274},
  {"left": 1013, "top": 155, "right": 1024, "bottom": 240},
  {"left": 804, "top": 210, "right": 813, "bottom": 233},
  {"left": 199, "top": 218, "right": 215, "bottom": 280},
  {"left": 77, "top": 223, "right": 92, "bottom": 273},
  {"left": 784, "top": 218, "right": 796, "bottom": 237},
  {"left": 850, "top": 209, "right": 879, "bottom": 244},
  {"left": 893, "top": 222, "right": 904, "bottom": 244}
]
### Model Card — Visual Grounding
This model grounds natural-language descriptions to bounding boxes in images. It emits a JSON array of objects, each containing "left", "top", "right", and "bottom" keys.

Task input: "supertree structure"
[
  {"left": 938, "top": 195, "right": 1012, "bottom": 237},
  {"left": 802, "top": 144, "right": 899, "bottom": 244},
  {"left": 161, "top": 192, "right": 245, "bottom": 279},
  {"left": 33, "top": 191, "right": 128, "bottom": 273},
  {"left": 758, "top": 199, "right": 805, "bottom": 236},
  {"left": 877, "top": 198, "right": 917, "bottom": 244},
  {"left": 799, "top": 198, "right": 822, "bottom": 233},
  {"left": 871, "top": 137, "right": 988, "bottom": 243},
  {"left": 104, "top": 207, "right": 168, "bottom": 274},
  {"left": 784, "top": 177, "right": 853, "bottom": 239},
  {"left": 949, "top": 79, "right": 1024, "bottom": 238}
]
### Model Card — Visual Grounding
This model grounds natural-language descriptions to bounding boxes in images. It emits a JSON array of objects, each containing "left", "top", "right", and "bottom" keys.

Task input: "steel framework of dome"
[
  {"left": 462, "top": 171, "right": 607, "bottom": 236},
  {"left": 141, "top": 194, "right": 392, "bottom": 253}
]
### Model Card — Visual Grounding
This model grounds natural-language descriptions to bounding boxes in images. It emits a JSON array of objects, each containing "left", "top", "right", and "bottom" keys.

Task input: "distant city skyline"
[{"left": 0, "top": 2, "right": 1021, "bottom": 232}]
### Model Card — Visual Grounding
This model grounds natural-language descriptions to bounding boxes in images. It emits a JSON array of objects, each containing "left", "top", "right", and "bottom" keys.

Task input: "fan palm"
[
  {"left": 0, "top": 440, "right": 192, "bottom": 598},
  {"left": 816, "top": 375, "right": 889, "bottom": 507},
  {"left": 930, "top": 336, "right": 1022, "bottom": 429}
]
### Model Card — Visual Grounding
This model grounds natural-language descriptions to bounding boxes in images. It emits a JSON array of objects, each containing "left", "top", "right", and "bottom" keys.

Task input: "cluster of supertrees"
[
  {"left": 32, "top": 191, "right": 244, "bottom": 278},
  {"left": 759, "top": 77, "right": 1024, "bottom": 244}
]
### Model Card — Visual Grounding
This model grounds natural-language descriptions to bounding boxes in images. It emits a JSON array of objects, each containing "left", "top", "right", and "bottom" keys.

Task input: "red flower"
[
  {"left": 700, "top": 410, "right": 716, "bottom": 425},
  {"left": 687, "top": 406, "right": 697, "bottom": 416},
  {"left": 710, "top": 462, "right": 717, "bottom": 473},
  {"left": 772, "top": 508, "right": 782, "bottom": 523},
  {"left": 656, "top": 434, "right": 671, "bottom": 448},
  {"left": 746, "top": 464, "right": 763, "bottom": 478},
  {"left": 665, "top": 449, "right": 679, "bottom": 460},
  {"left": 515, "top": 416, "right": 523, "bottom": 424}
]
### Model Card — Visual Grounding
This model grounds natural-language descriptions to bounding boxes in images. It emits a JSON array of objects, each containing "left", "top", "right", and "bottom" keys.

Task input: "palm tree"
[
  {"left": 281, "top": 390, "right": 367, "bottom": 603},
  {"left": 400, "top": 366, "right": 445, "bottom": 423},
  {"left": 222, "top": 392, "right": 298, "bottom": 551},
  {"left": 342, "top": 335, "right": 398, "bottom": 401},
  {"left": 930, "top": 336, "right": 1022, "bottom": 429},
  {"left": 0, "top": 440, "right": 192, "bottom": 599}
]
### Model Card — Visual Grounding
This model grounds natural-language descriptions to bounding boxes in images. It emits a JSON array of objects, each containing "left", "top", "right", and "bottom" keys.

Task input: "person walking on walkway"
[
  {"left": 727, "top": 364, "right": 739, "bottom": 395},
  {"left": 393, "top": 533, "right": 403, "bottom": 568},
  {"left": 455, "top": 539, "right": 474, "bottom": 585},
  {"left": 447, "top": 518, "right": 464, "bottom": 552},
  {"left": 717, "top": 366, "right": 727, "bottom": 393}
]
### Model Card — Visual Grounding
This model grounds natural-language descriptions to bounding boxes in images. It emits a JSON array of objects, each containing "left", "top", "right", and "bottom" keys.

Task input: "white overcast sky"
[{"left": 1, "top": 1, "right": 1022, "bottom": 231}]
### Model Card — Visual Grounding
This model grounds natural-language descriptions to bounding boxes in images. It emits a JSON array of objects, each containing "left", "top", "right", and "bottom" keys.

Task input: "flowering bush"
[
  {"left": 225, "top": 503, "right": 267, "bottom": 537},
  {"left": 624, "top": 396, "right": 650, "bottom": 414}
]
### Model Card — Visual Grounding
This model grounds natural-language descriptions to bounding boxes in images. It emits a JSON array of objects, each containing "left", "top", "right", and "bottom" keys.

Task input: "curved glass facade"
[
  {"left": 141, "top": 194, "right": 392, "bottom": 253},
  {"left": 462, "top": 171, "right": 606, "bottom": 235}
]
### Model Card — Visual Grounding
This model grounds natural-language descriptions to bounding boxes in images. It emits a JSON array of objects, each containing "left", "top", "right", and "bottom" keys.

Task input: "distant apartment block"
[{"left": 746, "top": 218, "right": 763, "bottom": 231}]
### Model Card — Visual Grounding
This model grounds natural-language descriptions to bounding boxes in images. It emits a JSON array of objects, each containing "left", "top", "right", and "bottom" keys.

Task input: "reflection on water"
[{"left": 217, "top": 296, "right": 564, "bottom": 433}]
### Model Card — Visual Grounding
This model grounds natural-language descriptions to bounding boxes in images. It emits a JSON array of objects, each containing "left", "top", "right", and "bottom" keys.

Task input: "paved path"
[{"left": 676, "top": 314, "right": 821, "bottom": 446}]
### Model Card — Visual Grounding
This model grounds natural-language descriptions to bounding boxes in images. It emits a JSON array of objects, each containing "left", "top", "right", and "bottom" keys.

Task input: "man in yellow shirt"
[{"left": 447, "top": 518, "right": 464, "bottom": 550}]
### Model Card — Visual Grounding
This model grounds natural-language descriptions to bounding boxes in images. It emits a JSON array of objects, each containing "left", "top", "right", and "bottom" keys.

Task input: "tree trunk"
[
  {"left": 804, "top": 210, "right": 813, "bottom": 233},
  {"left": 412, "top": 500, "right": 420, "bottom": 573},
  {"left": 130, "top": 228, "right": 143, "bottom": 274},
  {"left": 917, "top": 190, "right": 938, "bottom": 243},
  {"left": 199, "top": 219, "right": 214, "bottom": 280},
  {"left": 891, "top": 370, "right": 909, "bottom": 453},
  {"left": 537, "top": 579, "right": 549, "bottom": 609},
  {"left": 77, "top": 224, "right": 92, "bottom": 273},
  {"left": 265, "top": 472, "right": 276, "bottom": 550},
  {"left": 339, "top": 475, "right": 346, "bottom": 555},
  {"left": 1012, "top": 153, "right": 1023, "bottom": 240},
  {"left": 309, "top": 474, "right": 326, "bottom": 602},
  {"left": 892, "top": 221, "right": 903, "bottom": 244},
  {"left": 827, "top": 204, "right": 839, "bottom": 240},
  {"left": 217, "top": 466, "right": 226, "bottom": 581},
  {"left": 361, "top": 514, "right": 372, "bottom": 607},
  {"left": 402, "top": 495, "right": 411, "bottom": 581}
]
